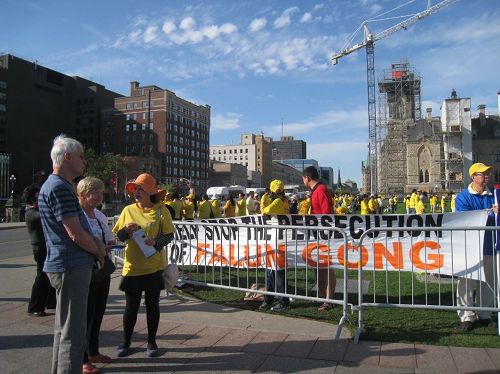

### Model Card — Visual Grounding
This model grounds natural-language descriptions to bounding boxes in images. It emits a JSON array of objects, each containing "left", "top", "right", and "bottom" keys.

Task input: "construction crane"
[{"left": 332, "top": 0, "right": 458, "bottom": 194}]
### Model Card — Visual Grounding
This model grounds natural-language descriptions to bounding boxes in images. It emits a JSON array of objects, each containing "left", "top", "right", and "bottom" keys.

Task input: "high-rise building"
[
  {"left": 209, "top": 133, "right": 273, "bottom": 187},
  {"left": 0, "top": 54, "right": 121, "bottom": 196},
  {"left": 101, "top": 81, "right": 211, "bottom": 189},
  {"left": 272, "top": 136, "right": 306, "bottom": 160}
]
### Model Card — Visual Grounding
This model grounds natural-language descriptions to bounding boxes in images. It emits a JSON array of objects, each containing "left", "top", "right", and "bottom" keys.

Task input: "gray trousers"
[
  {"left": 48, "top": 267, "right": 92, "bottom": 374},
  {"left": 457, "top": 255, "right": 495, "bottom": 322}
]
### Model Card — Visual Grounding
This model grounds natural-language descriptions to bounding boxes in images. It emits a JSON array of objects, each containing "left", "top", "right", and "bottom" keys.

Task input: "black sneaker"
[
  {"left": 117, "top": 343, "right": 131, "bottom": 357},
  {"left": 145, "top": 342, "right": 159, "bottom": 358},
  {"left": 258, "top": 302, "right": 272, "bottom": 311},
  {"left": 477, "top": 319, "right": 498, "bottom": 329},
  {"left": 459, "top": 321, "right": 474, "bottom": 332},
  {"left": 271, "top": 302, "right": 289, "bottom": 313},
  {"left": 28, "top": 311, "right": 47, "bottom": 317}
]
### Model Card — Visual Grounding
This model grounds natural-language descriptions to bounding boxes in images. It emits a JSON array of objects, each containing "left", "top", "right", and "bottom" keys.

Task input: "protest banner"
[{"left": 172, "top": 211, "right": 491, "bottom": 281}]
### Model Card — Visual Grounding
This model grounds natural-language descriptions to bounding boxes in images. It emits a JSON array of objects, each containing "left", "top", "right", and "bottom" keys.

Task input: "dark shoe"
[
  {"left": 117, "top": 343, "right": 131, "bottom": 357},
  {"left": 271, "top": 302, "right": 289, "bottom": 313},
  {"left": 28, "top": 311, "right": 47, "bottom": 317},
  {"left": 459, "top": 321, "right": 474, "bottom": 332},
  {"left": 477, "top": 319, "right": 498, "bottom": 329},
  {"left": 145, "top": 342, "right": 159, "bottom": 358},
  {"left": 258, "top": 301, "right": 272, "bottom": 311}
]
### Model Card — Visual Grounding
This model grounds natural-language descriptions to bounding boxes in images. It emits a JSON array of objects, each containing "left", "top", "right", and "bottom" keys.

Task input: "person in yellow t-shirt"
[
  {"left": 236, "top": 192, "right": 246, "bottom": 216},
  {"left": 223, "top": 197, "right": 236, "bottom": 217},
  {"left": 298, "top": 196, "right": 311, "bottom": 215},
  {"left": 360, "top": 195, "right": 369, "bottom": 215},
  {"left": 368, "top": 194, "right": 379, "bottom": 214},
  {"left": 429, "top": 194, "right": 437, "bottom": 213},
  {"left": 336, "top": 205, "right": 348, "bottom": 214},
  {"left": 112, "top": 173, "right": 175, "bottom": 358},
  {"left": 197, "top": 194, "right": 212, "bottom": 219},
  {"left": 260, "top": 188, "right": 272, "bottom": 212},
  {"left": 415, "top": 194, "right": 426, "bottom": 214},
  {"left": 182, "top": 194, "right": 195, "bottom": 220},
  {"left": 259, "top": 179, "right": 289, "bottom": 312},
  {"left": 450, "top": 192, "right": 456, "bottom": 212},
  {"left": 440, "top": 194, "right": 447, "bottom": 213},
  {"left": 210, "top": 198, "right": 222, "bottom": 218}
]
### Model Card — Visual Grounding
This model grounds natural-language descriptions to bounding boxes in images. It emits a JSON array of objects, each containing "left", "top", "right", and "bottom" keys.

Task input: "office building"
[
  {"left": 101, "top": 81, "right": 211, "bottom": 189},
  {"left": 0, "top": 54, "right": 121, "bottom": 196},
  {"left": 272, "top": 136, "right": 306, "bottom": 160}
]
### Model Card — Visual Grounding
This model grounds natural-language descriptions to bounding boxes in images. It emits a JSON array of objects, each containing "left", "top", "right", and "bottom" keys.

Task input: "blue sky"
[{"left": 2, "top": 0, "right": 500, "bottom": 186}]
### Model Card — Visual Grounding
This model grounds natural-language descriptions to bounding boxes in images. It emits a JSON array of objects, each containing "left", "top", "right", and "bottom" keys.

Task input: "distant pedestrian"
[
  {"left": 25, "top": 184, "right": 56, "bottom": 317},
  {"left": 39, "top": 135, "right": 106, "bottom": 374}
]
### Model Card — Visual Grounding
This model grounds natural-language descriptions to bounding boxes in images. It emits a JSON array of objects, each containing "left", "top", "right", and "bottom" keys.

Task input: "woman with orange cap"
[{"left": 112, "top": 173, "right": 175, "bottom": 358}]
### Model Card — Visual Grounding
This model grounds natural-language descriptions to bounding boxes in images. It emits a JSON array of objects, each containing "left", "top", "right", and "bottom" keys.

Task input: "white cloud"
[
  {"left": 249, "top": 17, "right": 267, "bottom": 32},
  {"left": 212, "top": 112, "right": 242, "bottom": 130},
  {"left": 143, "top": 25, "right": 158, "bottom": 43},
  {"left": 274, "top": 7, "right": 299, "bottom": 29},
  {"left": 301, "top": 13, "right": 312, "bottom": 23},
  {"left": 369, "top": 4, "right": 382, "bottom": 15},
  {"left": 313, "top": 4, "right": 324, "bottom": 11},
  {"left": 180, "top": 17, "right": 196, "bottom": 30},
  {"left": 162, "top": 20, "right": 176, "bottom": 34}
]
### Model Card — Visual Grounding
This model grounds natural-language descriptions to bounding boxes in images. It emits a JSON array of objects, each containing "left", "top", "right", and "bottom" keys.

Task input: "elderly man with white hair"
[{"left": 39, "top": 134, "right": 106, "bottom": 374}]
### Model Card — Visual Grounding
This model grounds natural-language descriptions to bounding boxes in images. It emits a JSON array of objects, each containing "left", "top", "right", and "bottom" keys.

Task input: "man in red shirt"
[{"left": 302, "top": 166, "right": 335, "bottom": 311}]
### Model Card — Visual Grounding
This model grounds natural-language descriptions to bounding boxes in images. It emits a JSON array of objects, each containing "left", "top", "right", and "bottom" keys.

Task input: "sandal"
[
  {"left": 89, "top": 354, "right": 113, "bottom": 363},
  {"left": 82, "top": 364, "right": 100, "bottom": 374},
  {"left": 318, "top": 302, "right": 334, "bottom": 311}
]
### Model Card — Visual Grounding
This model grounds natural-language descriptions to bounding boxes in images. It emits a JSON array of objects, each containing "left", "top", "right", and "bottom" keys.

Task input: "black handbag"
[
  {"left": 91, "top": 218, "right": 117, "bottom": 283},
  {"left": 92, "top": 255, "right": 116, "bottom": 283}
]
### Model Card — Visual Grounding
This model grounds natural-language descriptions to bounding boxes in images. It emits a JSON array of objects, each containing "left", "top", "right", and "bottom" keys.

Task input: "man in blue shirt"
[
  {"left": 455, "top": 162, "right": 499, "bottom": 332},
  {"left": 39, "top": 135, "right": 106, "bottom": 374}
]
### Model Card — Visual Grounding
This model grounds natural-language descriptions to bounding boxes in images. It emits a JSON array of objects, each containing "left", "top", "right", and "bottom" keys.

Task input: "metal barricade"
[
  {"left": 171, "top": 220, "right": 351, "bottom": 340},
  {"left": 354, "top": 225, "right": 500, "bottom": 343}
]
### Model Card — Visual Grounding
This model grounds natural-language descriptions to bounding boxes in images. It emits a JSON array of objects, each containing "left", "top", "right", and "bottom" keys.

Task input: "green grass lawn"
[{"left": 179, "top": 266, "right": 500, "bottom": 348}]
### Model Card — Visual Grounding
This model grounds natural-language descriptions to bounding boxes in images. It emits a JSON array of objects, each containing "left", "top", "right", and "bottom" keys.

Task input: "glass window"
[
  {"left": 133, "top": 102, "right": 138, "bottom": 109},
  {"left": 142, "top": 101, "right": 147, "bottom": 108},
  {"left": 142, "top": 112, "right": 146, "bottom": 120},
  {"left": 126, "top": 114, "right": 130, "bottom": 121},
  {"left": 149, "top": 122, "right": 154, "bottom": 130},
  {"left": 150, "top": 111, "right": 154, "bottom": 119},
  {"left": 0, "top": 81, "right": 7, "bottom": 89},
  {"left": 132, "top": 113, "right": 137, "bottom": 120},
  {"left": 142, "top": 123, "right": 146, "bottom": 130},
  {"left": 132, "top": 124, "right": 137, "bottom": 131},
  {"left": 125, "top": 124, "right": 130, "bottom": 132},
  {"left": 125, "top": 103, "right": 131, "bottom": 109}
]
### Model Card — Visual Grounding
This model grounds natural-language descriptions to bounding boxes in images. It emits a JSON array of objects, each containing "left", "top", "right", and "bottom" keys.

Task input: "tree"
[{"left": 84, "top": 149, "right": 127, "bottom": 195}]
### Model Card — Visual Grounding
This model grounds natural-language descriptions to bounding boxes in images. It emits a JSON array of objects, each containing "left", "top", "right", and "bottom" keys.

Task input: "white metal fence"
[{"left": 111, "top": 216, "right": 500, "bottom": 342}]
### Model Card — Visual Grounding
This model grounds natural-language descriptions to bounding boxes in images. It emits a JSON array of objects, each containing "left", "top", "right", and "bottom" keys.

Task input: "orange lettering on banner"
[
  {"left": 373, "top": 242, "right": 403, "bottom": 270},
  {"left": 194, "top": 243, "right": 211, "bottom": 264},
  {"left": 337, "top": 243, "right": 368, "bottom": 269},
  {"left": 410, "top": 241, "right": 444, "bottom": 270},
  {"left": 301, "top": 243, "right": 333, "bottom": 268},
  {"left": 209, "top": 244, "right": 230, "bottom": 265},
  {"left": 242, "top": 244, "right": 263, "bottom": 268},
  {"left": 228, "top": 245, "right": 239, "bottom": 266}
]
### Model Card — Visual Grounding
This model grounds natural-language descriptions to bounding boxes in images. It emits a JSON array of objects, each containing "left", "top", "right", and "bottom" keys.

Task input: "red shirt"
[{"left": 310, "top": 182, "right": 333, "bottom": 214}]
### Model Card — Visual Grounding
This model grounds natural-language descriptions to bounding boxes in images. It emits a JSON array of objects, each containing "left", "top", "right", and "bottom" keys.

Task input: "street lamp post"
[{"left": 9, "top": 174, "right": 16, "bottom": 197}]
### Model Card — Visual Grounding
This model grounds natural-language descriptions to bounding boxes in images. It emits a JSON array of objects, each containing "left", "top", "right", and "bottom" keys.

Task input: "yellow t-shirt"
[
  {"left": 260, "top": 194, "right": 272, "bottom": 211},
  {"left": 236, "top": 198, "right": 246, "bottom": 216},
  {"left": 197, "top": 200, "right": 212, "bottom": 219},
  {"left": 210, "top": 200, "right": 222, "bottom": 218},
  {"left": 262, "top": 197, "right": 289, "bottom": 215},
  {"left": 415, "top": 200, "right": 425, "bottom": 214},
  {"left": 112, "top": 202, "right": 175, "bottom": 277},
  {"left": 223, "top": 200, "right": 235, "bottom": 217},
  {"left": 183, "top": 200, "right": 195, "bottom": 219},
  {"left": 298, "top": 198, "right": 311, "bottom": 215},
  {"left": 360, "top": 200, "right": 369, "bottom": 215}
]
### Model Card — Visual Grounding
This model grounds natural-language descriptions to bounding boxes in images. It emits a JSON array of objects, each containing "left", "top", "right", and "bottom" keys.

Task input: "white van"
[
  {"left": 246, "top": 187, "right": 266, "bottom": 197},
  {"left": 206, "top": 185, "right": 245, "bottom": 200}
]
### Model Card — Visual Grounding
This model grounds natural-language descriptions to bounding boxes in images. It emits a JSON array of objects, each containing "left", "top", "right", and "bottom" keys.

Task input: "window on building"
[
  {"left": 142, "top": 112, "right": 146, "bottom": 120},
  {"left": 142, "top": 123, "right": 146, "bottom": 130},
  {"left": 125, "top": 114, "right": 130, "bottom": 121},
  {"left": 150, "top": 111, "right": 154, "bottom": 119},
  {"left": 495, "top": 152, "right": 500, "bottom": 162},
  {"left": 142, "top": 101, "right": 147, "bottom": 108},
  {"left": 132, "top": 113, "right": 137, "bottom": 120},
  {"left": 125, "top": 103, "right": 131, "bottom": 109},
  {"left": 149, "top": 122, "right": 154, "bottom": 130},
  {"left": 125, "top": 124, "right": 130, "bottom": 132},
  {"left": 133, "top": 102, "right": 138, "bottom": 109},
  {"left": 132, "top": 124, "right": 137, "bottom": 131},
  {"left": 0, "top": 81, "right": 7, "bottom": 89}
]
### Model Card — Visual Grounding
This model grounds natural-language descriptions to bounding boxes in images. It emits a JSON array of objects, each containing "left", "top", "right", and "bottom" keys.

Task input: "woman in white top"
[{"left": 77, "top": 177, "right": 114, "bottom": 374}]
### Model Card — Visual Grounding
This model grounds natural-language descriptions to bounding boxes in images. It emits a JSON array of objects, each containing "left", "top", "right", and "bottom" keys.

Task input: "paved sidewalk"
[{"left": 1, "top": 255, "right": 500, "bottom": 373}]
